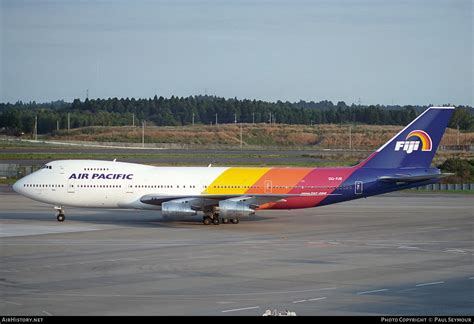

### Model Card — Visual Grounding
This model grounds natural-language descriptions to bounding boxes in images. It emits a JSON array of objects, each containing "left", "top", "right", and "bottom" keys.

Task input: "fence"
[
  {"left": 0, "top": 164, "right": 39, "bottom": 179},
  {"left": 411, "top": 183, "right": 474, "bottom": 191},
  {"left": 439, "top": 145, "right": 474, "bottom": 151}
]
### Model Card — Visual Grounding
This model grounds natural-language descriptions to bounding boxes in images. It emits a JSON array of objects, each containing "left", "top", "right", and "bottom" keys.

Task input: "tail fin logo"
[{"left": 394, "top": 130, "right": 432, "bottom": 154}]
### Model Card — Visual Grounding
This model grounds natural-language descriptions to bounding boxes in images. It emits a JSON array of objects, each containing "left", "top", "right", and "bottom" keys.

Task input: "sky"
[{"left": 1, "top": 0, "right": 472, "bottom": 105}]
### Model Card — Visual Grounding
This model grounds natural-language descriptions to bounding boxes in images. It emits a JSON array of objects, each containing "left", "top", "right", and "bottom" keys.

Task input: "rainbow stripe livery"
[
  {"left": 406, "top": 130, "right": 432, "bottom": 151},
  {"left": 395, "top": 130, "right": 433, "bottom": 154}
]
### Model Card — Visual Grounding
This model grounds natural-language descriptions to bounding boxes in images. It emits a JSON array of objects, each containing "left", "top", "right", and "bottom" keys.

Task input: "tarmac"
[{"left": 0, "top": 187, "right": 472, "bottom": 316}]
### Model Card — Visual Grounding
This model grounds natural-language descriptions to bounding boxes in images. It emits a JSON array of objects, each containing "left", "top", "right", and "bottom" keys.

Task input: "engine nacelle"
[
  {"left": 162, "top": 199, "right": 197, "bottom": 218},
  {"left": 219, "top": 200, "right": 255, "bottom": 219}
]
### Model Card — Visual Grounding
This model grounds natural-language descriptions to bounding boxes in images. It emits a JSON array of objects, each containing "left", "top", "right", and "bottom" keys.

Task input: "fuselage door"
[
  {"left": 264, "top": 180, "right": 272, "bottom": 194},
  {"left": 67, "top": 180, "right": 75, "bottom": 193},
  {"left": 355, "top": 181, "right": 363, "bottom": 195},
  {"left": 126, "top": 181, "right": 134, "bottom": 193}
]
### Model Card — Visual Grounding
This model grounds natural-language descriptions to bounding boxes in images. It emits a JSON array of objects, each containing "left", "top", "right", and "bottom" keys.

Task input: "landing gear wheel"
[
  {"left": 57, "top": 214, "right": 65, "bottom": 222},
  {"left": 203, "top": 217, "right": 211, "bottom": 225},
  {"left": 231, "top": 218, "right": 239, "bottom": 224},
  {"left": 212, "top": 218, "right": 220, "bottom": 225},
  {"left": 222, "top": 218, "right": 229, "bottom": 224}
]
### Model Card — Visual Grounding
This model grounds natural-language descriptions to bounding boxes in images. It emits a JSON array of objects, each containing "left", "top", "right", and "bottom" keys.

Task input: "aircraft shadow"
[{"left": 0, "top": 208, "right": 273, "bottom": 229}]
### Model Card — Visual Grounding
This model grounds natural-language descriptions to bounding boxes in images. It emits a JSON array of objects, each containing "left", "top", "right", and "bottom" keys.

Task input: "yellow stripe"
[{"left": 205, "top": 167, "right": 271, "bottom": 194}]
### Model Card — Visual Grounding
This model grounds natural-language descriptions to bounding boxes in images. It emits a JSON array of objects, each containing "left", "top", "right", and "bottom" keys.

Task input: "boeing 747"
[{"left": 13, "top": 106, "right": 454, "bottom": 225}]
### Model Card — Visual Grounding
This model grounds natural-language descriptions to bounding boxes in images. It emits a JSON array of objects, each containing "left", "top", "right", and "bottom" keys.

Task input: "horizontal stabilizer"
[{"left": 378, "top": 173, "right": 453, "bottom": 183}]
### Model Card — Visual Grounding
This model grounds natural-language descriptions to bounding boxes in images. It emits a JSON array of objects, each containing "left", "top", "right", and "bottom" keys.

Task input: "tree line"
[{"left": 0, "top": 95, "right": 472, "bottom": 135}]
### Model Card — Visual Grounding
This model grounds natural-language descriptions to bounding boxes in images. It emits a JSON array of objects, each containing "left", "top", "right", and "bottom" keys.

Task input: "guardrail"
[
  {"left": 439, "top": 145, "right": 473, "bottom": 151},
  {"left": 0, "top": 164, "right": 39, "bottom": 178},
  {"left": 411, "top": 184, "right": 474, "bottom": 191}
]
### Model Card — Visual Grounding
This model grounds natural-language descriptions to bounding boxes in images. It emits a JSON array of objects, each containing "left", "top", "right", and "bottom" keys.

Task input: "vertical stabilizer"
[{"left": 360, "top": 107, "right": 455, "bottom": 169}]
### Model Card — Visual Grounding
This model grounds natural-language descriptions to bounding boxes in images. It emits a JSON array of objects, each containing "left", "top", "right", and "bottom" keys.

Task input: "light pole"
[
  {"left": 457, "top": 124, "right": 460, "bottom": 146},
  {"left": 349, "top": 125, "right": 352, "bottom": 150},
  {"left": 240, "top": 123, "right": 243, "bottom": 149},
  {"left": 34, "top": 116, "right": 37, "bottom": 140},
  {"left": 142, "top": 121, "right": 145, "bottom": 148}
]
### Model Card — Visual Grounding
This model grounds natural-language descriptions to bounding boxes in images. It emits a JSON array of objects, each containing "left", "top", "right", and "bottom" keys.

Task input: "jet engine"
[
  {"left": 161, "top": 199, "right": 197, "bottom": 218},
  {"left": 218, "top": 200, "right": 255, "bottom": 219}
]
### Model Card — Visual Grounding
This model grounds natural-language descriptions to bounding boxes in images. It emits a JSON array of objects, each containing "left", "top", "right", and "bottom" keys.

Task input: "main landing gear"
[
  {"left": 202, "top": 214, "right": 239, "bottom": 225},
  {"left": 54, "top": 206, "right": 65, "bottom": 222}
]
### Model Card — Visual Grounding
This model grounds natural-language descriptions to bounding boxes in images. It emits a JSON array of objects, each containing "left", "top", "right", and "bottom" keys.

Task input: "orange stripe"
[
  {"left": 245, "top": 168, "right": 314, "bottom": 209},
  {"left": 245, "top": 168, "right": 313, "bottom": 195}
]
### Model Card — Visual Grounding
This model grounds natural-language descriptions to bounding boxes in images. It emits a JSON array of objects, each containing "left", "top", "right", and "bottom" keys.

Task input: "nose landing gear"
[{"left": 54, "top": 206, "right": 65, "bottom": 222}]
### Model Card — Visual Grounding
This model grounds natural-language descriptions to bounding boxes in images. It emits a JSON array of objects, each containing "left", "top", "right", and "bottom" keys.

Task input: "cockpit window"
[{"left": 41, "top": 165, "right": 52, "bottom": 169}]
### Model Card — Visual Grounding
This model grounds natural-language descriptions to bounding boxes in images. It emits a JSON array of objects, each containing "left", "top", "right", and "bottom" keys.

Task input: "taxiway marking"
[
  {"left": 356, "top": 289, "right": 388, "bottom": 295},
  {"left": 293, "top": 297, "right": 327, "bottom": 303},
  {"left": 5, "top": 301, "right": 22, "bottom": 306},
  {"left": 415, "top": 281, "right": 444, "bottom": 287},
  {"left": 221, "top": 306, "right": 260, "bottom": 313}
]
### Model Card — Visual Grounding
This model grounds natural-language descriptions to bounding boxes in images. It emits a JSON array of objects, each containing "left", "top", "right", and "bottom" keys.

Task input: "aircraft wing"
[
  {"left": 219, "top": 195, "right": 290, "bottom": 209},
  {"left": 140, "top": 193, "right": 334, "bottom": 208},
  {"left": 378, "top": 173, "right": 453, "bottom": 183}
]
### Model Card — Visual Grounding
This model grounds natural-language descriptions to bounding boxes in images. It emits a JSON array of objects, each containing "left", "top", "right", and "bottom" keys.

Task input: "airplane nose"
[{"left": 12, "top": 179, "right": 22, "bottom": 194}]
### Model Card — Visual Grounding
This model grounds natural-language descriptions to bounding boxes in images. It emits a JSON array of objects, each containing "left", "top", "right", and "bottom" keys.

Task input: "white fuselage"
[{"left": 13, "top": 160, "right": 226, "bottom": 209}]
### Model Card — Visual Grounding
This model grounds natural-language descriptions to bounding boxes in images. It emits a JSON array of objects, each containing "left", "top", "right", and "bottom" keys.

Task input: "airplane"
[{"left": 12, "top": 106, "right": 454, "bottom": 225}]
